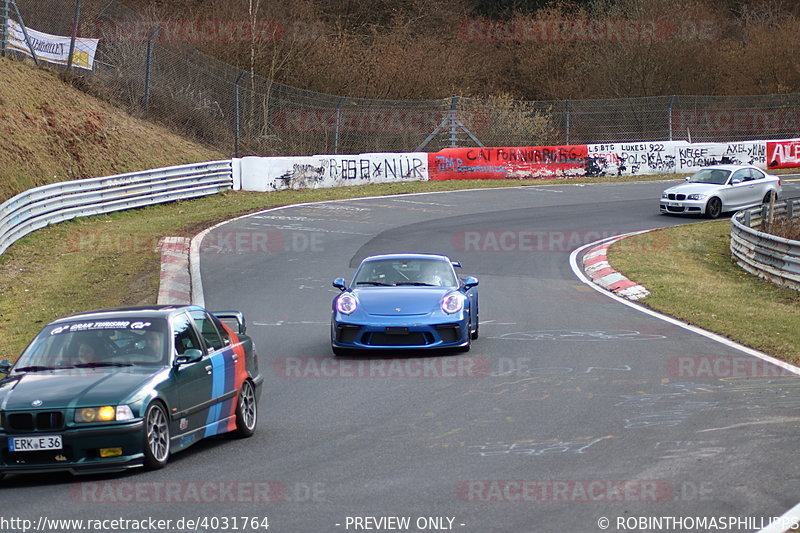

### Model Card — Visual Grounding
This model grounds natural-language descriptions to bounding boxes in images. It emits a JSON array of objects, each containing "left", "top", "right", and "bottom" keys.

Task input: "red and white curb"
[
  {"left": 582, "top": 235, "right": 650, "bottom": 300},
  {"left": 156, "top": 236, "right": 191, "bottom": 305}
]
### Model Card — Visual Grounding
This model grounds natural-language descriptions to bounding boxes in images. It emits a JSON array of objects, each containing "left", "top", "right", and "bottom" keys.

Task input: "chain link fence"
[{"left": 10, "top": 0, "right": 800, "bottom": 156}]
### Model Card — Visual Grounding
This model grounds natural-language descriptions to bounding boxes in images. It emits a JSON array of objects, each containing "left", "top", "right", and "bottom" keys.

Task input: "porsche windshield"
[
  {"left": 14, "top": 318, "right": 170, "bottom": 370},
  {"left": 353, "top": 259, "right": 458, "bottom": 287},
  {"left": 689, "top": 169, "right": 731, "bottom": 185}
]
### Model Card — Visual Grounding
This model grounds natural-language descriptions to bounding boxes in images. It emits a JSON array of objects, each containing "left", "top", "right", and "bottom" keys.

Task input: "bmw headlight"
[
  {"left": 75, "top": 405, "right": 134, "bottom": 423},
  {"left": 441, "top": 293, "right": 465, "bottom": 314},
  {"left": 336, "top": 293, "right": 358, "bottom": 315},
  {"left": 661, "top": 193, "right": 669, "bottom": 199},
  {"left": 687, "top": 194, "right": 707, "bottom": 200}
]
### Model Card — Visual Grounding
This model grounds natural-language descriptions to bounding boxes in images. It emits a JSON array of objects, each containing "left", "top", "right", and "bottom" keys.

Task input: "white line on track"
[{"left": 569, "top": 233, "right": 800, "bottom": 533}]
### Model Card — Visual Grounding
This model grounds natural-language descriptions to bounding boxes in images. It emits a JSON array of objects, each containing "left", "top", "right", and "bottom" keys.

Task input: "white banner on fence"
[
  {"left": 6, "top": 19, "right": 99, "bottom": 70},
  {"left": 238, "top": 153, "right": 429, "bottom": 192}
]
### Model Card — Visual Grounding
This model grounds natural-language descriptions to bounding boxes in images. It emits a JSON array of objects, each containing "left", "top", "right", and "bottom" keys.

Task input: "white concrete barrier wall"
[
  {"left": 675, "top": 140, "right": 767, "bottom": 172},
  {"left": 587, "top": 140, "right": 770, "bottom": 177},
  {"left": 237, "top": 152, "right": 429, "bottom": 192}
]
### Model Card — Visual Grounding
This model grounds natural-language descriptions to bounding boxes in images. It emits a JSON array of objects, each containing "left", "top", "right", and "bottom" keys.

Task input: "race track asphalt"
[{"left": 4, "top": 179, "right": 800, "bottom": 533}]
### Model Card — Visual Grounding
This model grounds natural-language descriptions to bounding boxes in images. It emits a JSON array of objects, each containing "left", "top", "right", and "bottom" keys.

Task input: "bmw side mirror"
[
  {"left": 731, "top": 178, "right": 742, "bottom": 185},
  {"left": 0, "top": 359, "right": 12, "bottom": 374},
  {"left": 332, "top": 278, "right": 347, "bottom": 291},
  {"left": 174, "top": 349, "right": 203, "bottom": 366},
  {"left": 463, "top": 277, "right": 479, "bottom": 290},
  {"left": 451, "top": 261, "right": 462, "bottom": 269},
  {"left": 684, "top": 176, "right": 691, "bottom": 181}
]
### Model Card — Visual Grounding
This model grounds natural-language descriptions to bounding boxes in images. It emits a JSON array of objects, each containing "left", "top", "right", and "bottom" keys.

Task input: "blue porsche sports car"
[{"left": 331, "top": 254, "right": 479, "bottom": 355}]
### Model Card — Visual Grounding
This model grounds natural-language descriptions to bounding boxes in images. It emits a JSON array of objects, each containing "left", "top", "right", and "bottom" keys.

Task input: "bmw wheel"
[
  {"left": 706, "top": 197, "right": 722, "bottom": 219},
  {"left": 231, "top": 380, "right": 257, "bottom": 438},
  {"left": 143, "top": 402, "right": 170, "bottom": 469}
]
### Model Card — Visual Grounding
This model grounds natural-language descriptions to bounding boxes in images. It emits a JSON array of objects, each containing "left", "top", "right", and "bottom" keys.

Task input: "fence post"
[
  {"left": 449, "top": 95, "right": 459, "bottom": 148},
  {"left": 142, "top": 27, "right": 161, "bottom": 114},
  {"left": 66, "top": 0, "right": 81, "bottom": 70},
  {"left": 564, "top": 100, "right": 571, "bottom": 145},
  {"left": 668, "top": 95, "right": 676, "bottom": 141},
  {"left": 1, "top": 0, "right": 9, "bottom": 57},
  {"left": 333, "top": 96, "right": 345, "bottom": 155},
  {"left": 10, "top": 0, "right": 38, "bottom": 65},
  {"left": 233, "top": 71, "right": 245, "bottom": 157}
]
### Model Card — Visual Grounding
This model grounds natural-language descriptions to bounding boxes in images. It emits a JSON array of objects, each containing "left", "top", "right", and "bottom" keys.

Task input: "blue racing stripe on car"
[
  {"left": 204, "top": 350, "right": 226, "bottom": 437},
  {"left": 224, "top": 347, "right": 236, "bottom": 402}
]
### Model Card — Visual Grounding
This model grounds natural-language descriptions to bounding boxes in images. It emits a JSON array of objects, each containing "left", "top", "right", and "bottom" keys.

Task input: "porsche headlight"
[
  {"left": 441, "top": 293, "right": 465, "bottom": 314},
  {"left": 336, "top": 293, "right": 358, "bottom": 315},
  {"left": 75, "top": 405, "right": 134, "bottom": 423},
  {"left": 687, "top": 194, "right": 707, "bottom": 200}
]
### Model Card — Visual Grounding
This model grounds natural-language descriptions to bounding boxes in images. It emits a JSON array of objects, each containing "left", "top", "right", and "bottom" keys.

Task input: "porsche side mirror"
[
  {"left": 332, "top": 278, "right": 347, "bottom": 291},
  {"left": 174, "top": 349, "right": 203, "bottom": 366},
  {"left": 463, "top": 277, "right": 479, "bottom": 290},
  {"left": 451, "top": 261, "right": 462, "bottom": 269},
  {"left": 0, "top": 359, "right": 12, "bottom": 374},
  {"left": 684, "top": 176, "right": 691, "bottom": 181}
]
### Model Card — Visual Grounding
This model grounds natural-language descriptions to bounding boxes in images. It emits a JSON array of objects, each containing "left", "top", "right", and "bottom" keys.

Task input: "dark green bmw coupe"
[{"left": 0, "top": 305, "right": 262, "bottom": 478}]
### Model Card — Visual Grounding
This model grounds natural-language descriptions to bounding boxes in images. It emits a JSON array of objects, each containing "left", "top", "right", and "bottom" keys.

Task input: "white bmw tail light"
[
  {"left": 441, "top": 293, "right": 465, "bottom": 314},
  {"left": 337, "top": 293, "right": 358, "bottom": 315}
]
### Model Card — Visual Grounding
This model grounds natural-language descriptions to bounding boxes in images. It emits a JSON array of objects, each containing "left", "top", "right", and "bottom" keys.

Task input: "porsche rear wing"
[{"left": 212, "top": 310, "right": 247, "bottom": 335}]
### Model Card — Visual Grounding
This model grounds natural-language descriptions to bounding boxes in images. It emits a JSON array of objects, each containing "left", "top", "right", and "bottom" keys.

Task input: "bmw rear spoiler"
[{"left": 212, "top": 310, "right": 247, "bottom": 335}]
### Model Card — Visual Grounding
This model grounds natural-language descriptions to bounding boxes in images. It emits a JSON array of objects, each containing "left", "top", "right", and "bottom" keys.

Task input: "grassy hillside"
[{"left": 0, "top": 57, "right": 224, "bottom": 203}]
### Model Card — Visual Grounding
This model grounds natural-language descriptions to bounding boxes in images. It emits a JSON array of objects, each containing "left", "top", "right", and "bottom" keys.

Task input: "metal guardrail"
[
  {"left": 0, "top": 160, "right": 233, "bottom": 256},
  {"left": 731, "top": 198, "right": 800, "bottom": 291}
]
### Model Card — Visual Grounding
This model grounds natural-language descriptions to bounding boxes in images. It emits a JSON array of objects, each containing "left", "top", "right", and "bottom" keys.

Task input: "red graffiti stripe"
[{"left": 429, "top": 145, "right": 589, "bottom": 180}]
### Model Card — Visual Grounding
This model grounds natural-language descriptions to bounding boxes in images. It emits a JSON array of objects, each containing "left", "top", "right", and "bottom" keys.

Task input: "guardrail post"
[
  {"left": 788, "top": 200, "right": 794, "bottom": 219},
  {"left": 564, "top": 100, "right": 571, "bottom": 145},
  {"left": 142, "top": 26, "right": 161, "bottom": 114},
  {"left": 1, "top": 0, "right": 9, "bottom": 57},
  {"left": 66, "top": 0, "right": 81, "bottom": 70},
  {"left": 766, "top": 190, "right": 776, "bottom": 233},
  {"left": 233, "top": 71, "right": 245, "bottom": 158},
  {"left": 744, "top": 211, "right": 751, "bottom": 227}
]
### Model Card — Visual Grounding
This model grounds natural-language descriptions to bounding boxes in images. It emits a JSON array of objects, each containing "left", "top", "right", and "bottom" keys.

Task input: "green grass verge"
[
  {"left": 608, "top": 220, "right": 800, "bottom": 364},
  {"left": 0, "top": 175, "right": 676, "bottom": 358}
]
